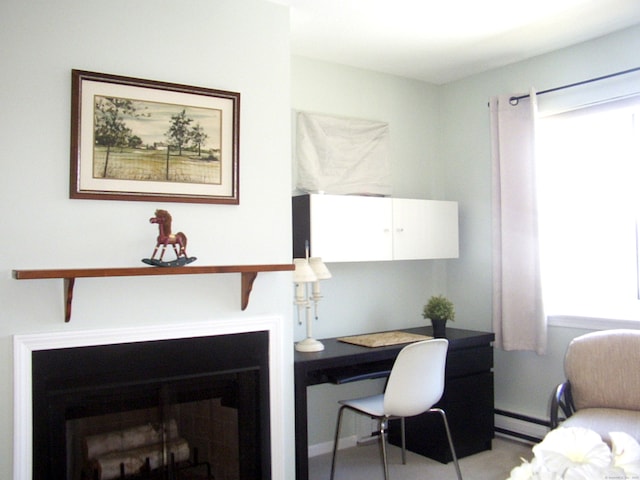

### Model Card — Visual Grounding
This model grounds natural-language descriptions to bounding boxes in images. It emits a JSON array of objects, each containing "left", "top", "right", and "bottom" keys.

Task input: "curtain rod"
[{"left": 509, "top": 66, "right": 640, "bottom": 105}]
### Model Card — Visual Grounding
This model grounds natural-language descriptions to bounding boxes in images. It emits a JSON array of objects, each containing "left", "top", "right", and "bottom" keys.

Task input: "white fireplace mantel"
[{"left": 13, "top": 315, "right": 285, "bottom": 480}]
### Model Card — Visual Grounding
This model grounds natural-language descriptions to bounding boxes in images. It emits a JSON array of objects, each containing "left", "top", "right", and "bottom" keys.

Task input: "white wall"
[
  {"left": 3, "top": 0, "right": 639, "bottom": 470},
  {"left": 292, "top": 25, "right": 640, "bottom": 448},
  {"left": 440, "top": 24, "right": 640, "bottom": 419},
  {"left": 291, "top": 57, "right": 456, "bottom": 446},
  {"left": 0, "top": 0, "right": 294, "bottom": 477}
]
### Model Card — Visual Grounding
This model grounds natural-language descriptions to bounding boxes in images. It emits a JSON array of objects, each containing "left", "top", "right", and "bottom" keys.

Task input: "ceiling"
[{"left": 268, "top": 0, "right": 640, "bottom": 84}]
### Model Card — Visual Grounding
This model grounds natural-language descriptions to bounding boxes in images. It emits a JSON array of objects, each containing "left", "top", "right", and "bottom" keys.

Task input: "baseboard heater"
[{"left": 494, "top": 409, "right": 549, "bottom": 444}]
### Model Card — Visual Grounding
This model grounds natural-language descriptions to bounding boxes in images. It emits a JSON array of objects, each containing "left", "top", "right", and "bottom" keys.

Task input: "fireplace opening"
[{"left": 31, "top": 331, "right": 270, "bottom": 480}]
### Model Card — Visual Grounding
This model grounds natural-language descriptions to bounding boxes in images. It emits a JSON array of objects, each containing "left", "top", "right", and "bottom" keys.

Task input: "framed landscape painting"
[{"left": 70, "top": 70, "right": 240, "bottom": 204}]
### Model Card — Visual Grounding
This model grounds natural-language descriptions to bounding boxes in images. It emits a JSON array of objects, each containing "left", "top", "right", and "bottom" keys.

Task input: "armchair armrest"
[{"left": 550, "top": 381, "right": 576, "bottom": 429}]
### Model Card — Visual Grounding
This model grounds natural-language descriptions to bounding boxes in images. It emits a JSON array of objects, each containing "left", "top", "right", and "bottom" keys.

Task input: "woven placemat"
[{"left": 337, "top": 331, "right": 432, "bottom": 348}]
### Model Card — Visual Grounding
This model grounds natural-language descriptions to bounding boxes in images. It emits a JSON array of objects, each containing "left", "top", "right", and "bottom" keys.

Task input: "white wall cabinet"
[
  {"left": 292, "top": 194, "right": 458, "bottom": 262},
  {"left": 392, "top": 198, "right": 459, "bottom": 260}
]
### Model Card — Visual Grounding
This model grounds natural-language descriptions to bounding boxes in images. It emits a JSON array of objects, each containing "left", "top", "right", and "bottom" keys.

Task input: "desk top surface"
[{"left": 294, "top": 326, "right": 494, "bottom": 366}]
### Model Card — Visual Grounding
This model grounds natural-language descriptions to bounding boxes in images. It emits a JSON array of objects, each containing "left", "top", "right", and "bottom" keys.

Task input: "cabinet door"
[
  {"left": 392, "top": 199, "right": 459, "bottom": 260},
  {"left": 310, "top": 194, "right": 392, "bottom": 262}
]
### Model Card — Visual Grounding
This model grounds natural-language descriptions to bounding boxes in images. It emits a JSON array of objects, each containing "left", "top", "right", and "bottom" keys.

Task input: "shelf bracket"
[
  {"left": 241, "top": 272, "right": 258, "bottom": 311},
  {"left": 64, "top": 278, "right": 75, "bottom": 323}
]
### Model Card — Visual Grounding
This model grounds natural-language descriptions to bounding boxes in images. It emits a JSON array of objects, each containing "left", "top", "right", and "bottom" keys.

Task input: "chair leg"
[
  {"left": 378, "top": 417, "right": 390, "bottom": 480},
  {"left": 430, "top": 408, "right": 463, "bottom": 480},
  {"left": 400, "top": 417, "right": 406, "bottom": 465},
  {"left": 330, "top": 405, "right": 347, "bottom": 480},
  {"left": 331, "top": 407, "right": 394, "bottom": 480}
]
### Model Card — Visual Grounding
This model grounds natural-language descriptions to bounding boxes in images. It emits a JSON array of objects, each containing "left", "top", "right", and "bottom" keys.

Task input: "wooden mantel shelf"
[{"left": 12, "top": 264, "right": 294, "bottom": 322}]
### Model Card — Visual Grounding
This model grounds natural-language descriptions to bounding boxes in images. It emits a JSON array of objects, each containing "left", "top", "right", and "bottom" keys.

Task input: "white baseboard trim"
[
  {"left": 309, "top": 435, "right": 357, "bottom": 458},
  {"left": 309, "top": 411, "right": 549, "bottom": 458}
]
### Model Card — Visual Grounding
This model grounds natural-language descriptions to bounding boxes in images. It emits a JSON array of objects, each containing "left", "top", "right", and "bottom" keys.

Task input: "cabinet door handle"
[{"left": 396, "top": 228, "right": 404, "bottom": 233}]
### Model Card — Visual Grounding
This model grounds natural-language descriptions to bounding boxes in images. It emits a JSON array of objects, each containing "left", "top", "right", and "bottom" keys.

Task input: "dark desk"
[{"left": 294, "top": 327, "right": 495, "bottom": 480}]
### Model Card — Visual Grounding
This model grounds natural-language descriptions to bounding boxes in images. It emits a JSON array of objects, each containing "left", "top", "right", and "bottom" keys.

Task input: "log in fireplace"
[{"left": 31, "top": 331, "right": 270, "bottom": 480}]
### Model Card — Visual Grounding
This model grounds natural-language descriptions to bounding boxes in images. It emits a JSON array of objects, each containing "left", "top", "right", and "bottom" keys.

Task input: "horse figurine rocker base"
[{"left": 142, "top": 209, "right": 197, "bottom": 267}]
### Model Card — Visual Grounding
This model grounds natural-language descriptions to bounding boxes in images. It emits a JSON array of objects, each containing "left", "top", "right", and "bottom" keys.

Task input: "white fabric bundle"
[{"left": 295, "top": 112, "right": 391, "bottom": 196}]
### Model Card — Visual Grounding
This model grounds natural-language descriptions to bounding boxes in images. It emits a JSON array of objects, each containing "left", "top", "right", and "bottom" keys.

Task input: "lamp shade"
[
  {"left": 309, "top": 257, "right": 332, "bottom": 280},
  {"left": 293, "top": 258, "right": 317, "bottom": 283}
]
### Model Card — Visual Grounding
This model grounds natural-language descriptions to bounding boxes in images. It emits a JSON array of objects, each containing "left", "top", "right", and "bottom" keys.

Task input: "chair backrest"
[
  {"left": 565, "top": 329, "right": 640, "bottom": 411},
  {"left": 383, "top": 338, "right": 448, "bottom": 417}
]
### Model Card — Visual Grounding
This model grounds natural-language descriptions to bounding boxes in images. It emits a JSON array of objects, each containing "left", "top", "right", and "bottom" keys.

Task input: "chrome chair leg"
[
  {"left": 400, "top": 417, "right": 406, "bottom": 464},
  {"left": 330, "top": 406, "right": 347, "bottom": 480},
  {"left": 430, "top": 408, "right": 463, "bottom": 480},
  {"left": 378, "top": 417, "right": 389, "bottom": 480}
]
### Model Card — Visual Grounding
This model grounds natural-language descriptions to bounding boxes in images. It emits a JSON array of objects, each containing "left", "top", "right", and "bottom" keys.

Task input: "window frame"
[{"left": 536, "top": 96, "right": 640, "bottom": 327}]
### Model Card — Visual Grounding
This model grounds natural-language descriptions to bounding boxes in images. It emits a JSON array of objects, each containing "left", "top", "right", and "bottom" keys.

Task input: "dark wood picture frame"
[{"left": 70, "top": 70, "right": 240, "bottom": 204}]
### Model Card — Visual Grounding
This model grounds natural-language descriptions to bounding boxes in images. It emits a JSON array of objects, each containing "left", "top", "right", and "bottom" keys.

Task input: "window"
[{"left": 536, "top": 97, "right": 640, "bottom": 322}]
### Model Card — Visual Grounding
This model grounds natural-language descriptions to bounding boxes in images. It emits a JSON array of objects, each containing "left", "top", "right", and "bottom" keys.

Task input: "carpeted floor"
[{"left": 308, "top": 436, "right": 534, "bottom": 480}]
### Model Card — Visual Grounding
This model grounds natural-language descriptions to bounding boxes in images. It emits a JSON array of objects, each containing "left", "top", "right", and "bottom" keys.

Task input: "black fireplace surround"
[{"left": 31, "top": 331, "right": 270, "bottom": 479}]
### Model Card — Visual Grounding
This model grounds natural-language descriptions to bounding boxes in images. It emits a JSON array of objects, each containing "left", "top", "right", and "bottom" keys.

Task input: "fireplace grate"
[{"left": 83, "top": 446, "right": 213, "bottom": 480}]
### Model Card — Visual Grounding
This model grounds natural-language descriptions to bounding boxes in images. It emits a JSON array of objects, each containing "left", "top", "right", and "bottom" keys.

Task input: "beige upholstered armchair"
[{"left": 550, "top": 329, "right": 640, "bottom": 444}]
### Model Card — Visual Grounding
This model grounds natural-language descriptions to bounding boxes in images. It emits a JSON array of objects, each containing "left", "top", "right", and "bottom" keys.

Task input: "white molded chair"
[{"left": 330, "top": 338, "right": 463, "bottom": 480}]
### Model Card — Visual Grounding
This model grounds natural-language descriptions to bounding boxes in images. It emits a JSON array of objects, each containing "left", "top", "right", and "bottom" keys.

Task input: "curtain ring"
[{"left": 509, "top": 97, "right": 519, "bottom": 106}]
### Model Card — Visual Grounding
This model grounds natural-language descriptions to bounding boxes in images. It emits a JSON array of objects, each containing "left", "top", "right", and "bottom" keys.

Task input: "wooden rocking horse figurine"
[{"left": 142, "top": 209, "right": 197, "bottom": 267}]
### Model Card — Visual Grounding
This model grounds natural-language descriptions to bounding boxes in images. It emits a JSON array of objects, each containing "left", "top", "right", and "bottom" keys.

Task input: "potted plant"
[{"left": 422, "top": 294, "right": 455, "bottom": 337}]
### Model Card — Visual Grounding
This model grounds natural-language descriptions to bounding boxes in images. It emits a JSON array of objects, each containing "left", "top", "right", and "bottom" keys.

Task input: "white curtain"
[{"left": 490, "top": 91, "right": 546, "bottom": 355}]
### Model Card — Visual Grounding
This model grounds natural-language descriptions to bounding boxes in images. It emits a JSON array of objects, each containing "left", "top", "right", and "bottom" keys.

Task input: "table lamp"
[{"left": 294, "top": 256, "right": 331, "bottom": 352}]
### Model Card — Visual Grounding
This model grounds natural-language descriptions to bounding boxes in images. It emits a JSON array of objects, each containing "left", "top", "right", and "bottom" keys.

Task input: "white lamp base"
[{"left": 295, "top": 337, "right": 325, "bottom": 352}]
